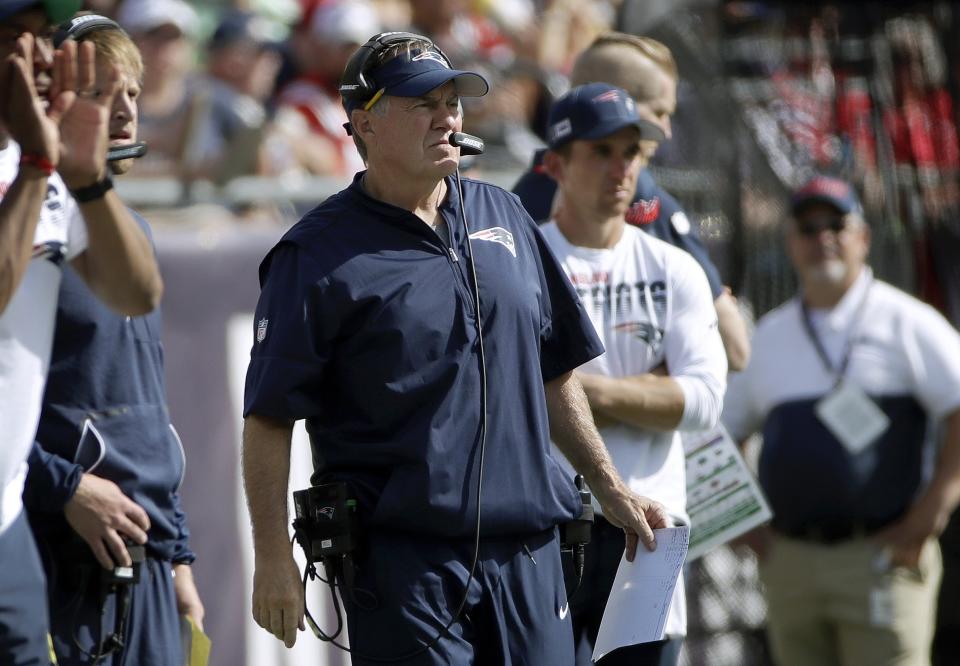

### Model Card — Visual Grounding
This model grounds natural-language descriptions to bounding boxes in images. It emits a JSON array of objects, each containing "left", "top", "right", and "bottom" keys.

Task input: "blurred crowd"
[{"left": 83, "top": 0, "right": 623, "bottom": 188}]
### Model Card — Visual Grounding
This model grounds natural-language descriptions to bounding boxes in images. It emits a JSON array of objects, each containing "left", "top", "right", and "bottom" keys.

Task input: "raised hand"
[
  {"left": 0, "top": 32, "right": 75, "bottom": 163},
  {"left": 57, "top": 40, "right": 120, "bottom": 189}
]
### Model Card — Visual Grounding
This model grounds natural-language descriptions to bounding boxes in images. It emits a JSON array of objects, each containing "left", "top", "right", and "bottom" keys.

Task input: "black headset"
[
  {"left": 338, "top": 31, "right": 452, "bottom": 108},
  {"left": 52, "top": 13, "right": 122, "bottom": 48}
]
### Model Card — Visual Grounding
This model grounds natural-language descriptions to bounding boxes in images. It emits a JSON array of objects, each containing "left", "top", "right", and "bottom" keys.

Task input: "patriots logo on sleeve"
[
  {"left": 469, "top": 227, "right": 517, "bottom": 258},
  {"left": 32, "top": 241, "right": 66, "bottom": 265}
]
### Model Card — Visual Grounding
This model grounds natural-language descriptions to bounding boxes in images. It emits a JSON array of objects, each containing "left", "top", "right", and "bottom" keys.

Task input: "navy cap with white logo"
[
  {"left": 547, "top": 83, "right": 664, "bottom": 150},
  {"left": 344, "top": 48, "right": 489, "bottom": 113},
  {"left": 791, "top": 176, "right": 863, "bottom": 216}
]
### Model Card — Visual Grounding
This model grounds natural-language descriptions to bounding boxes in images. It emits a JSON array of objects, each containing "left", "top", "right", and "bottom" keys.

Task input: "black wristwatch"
[{"left": 70, "top": 176, "right": 114, "bottom": 203}]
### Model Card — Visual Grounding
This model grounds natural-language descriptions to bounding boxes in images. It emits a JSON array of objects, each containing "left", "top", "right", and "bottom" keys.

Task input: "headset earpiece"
[
  {"left": 338, "top": 31, "right": 452, "bottom": 108},
  {"left": 53, "top": 14, "right": 124, "bottom": 49}
]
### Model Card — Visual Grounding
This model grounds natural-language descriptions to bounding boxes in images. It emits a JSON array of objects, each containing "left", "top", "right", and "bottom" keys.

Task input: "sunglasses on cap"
[{"left": 794, "top": 215, "right": 851, "bottom": 236}]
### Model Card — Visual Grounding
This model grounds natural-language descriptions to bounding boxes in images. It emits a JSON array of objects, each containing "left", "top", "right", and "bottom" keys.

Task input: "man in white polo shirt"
[
  {"left": 540, "top": 82, "right": 727, "bottom": 665},
  {"left": 723, "top": 175, "right": 960, "bottom": 666}
]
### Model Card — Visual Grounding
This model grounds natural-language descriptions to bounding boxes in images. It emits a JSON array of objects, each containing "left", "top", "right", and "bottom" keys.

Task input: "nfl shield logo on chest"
[{"left": 256, "top": 318, "right": 268, "bottom": 343}]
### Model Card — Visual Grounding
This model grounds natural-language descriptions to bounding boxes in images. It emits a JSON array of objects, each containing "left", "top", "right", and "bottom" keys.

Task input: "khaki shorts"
[{"left": 760, "top": 533, "right": 941, "bottom": 666}]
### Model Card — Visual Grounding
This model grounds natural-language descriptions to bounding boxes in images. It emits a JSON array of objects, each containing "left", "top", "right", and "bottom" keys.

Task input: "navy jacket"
[
  {"left": 244, "top": 173, "right": 604, "bottom": 538},
  {"left": 511, "top": 149, "right": 724, "bottom": 299},
  {"left": 25, "top": 213, "right": 194, "bottom": 564}
]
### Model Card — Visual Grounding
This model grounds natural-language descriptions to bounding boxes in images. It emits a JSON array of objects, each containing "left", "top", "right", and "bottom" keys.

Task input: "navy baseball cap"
[
  {"left": 0, "top": 0, "right": 81, "bottom": 23},
  {"left": 791, "top": 176, "right": 863, "bottom": 216},
  {"left": 209, "top": 10, "right": 280, "bottom": 52},
  {"left": 344, "top": 48, "right": 489, "bottom": 112},
  {"left": 547, "top": 83, "right": 665, "bottom": 150}
]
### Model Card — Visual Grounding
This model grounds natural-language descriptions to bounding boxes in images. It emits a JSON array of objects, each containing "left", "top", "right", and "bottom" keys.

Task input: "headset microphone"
[
  {"left": 449, "top": 132, "right": 484, "bottom": 156},
  {"left": 107, "top": 142, "right": 148, "bottom": 162}
]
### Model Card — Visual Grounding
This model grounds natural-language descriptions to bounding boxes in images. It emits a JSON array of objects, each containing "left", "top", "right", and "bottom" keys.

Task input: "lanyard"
[{"left": 799, "top": 279, "right": 873, "bottom": 387}]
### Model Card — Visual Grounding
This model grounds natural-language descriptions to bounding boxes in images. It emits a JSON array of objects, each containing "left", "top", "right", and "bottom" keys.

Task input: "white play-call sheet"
[{"left": 592, "top": 525, "right": 689, "bottom": 662}]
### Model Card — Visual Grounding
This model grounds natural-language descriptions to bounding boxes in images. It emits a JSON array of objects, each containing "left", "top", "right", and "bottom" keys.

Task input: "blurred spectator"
[
  {"left": 188, "top": 10, "right": 283, "bottom": 183},
  {"left": 723, "top": 176, "right": 960, "bottom": 666},
  {"left": 404, "top": 0, "right": 541, "bottom": 158},
  {"left": 84, "top": 0, "right": 122, "bottom": 19},
  {"left": 269, "top": 0, "right": 380, "bottom": 177},
  {"left": 117, "top": 0, "right": 199, "bottom": 178}
]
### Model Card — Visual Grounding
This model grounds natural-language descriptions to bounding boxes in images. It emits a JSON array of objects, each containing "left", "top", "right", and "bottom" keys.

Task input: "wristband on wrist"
[
  {"left": 19, "top": 153, "right": 56, "bottom": 176},
  {"left": 70, "top": 176, "right": 114, "bottom": 203}
]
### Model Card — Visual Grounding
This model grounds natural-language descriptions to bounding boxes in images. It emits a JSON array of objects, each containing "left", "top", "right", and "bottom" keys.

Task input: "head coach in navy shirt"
[{"left": 241, "top": 31, "right": 669, "bottom": 664}]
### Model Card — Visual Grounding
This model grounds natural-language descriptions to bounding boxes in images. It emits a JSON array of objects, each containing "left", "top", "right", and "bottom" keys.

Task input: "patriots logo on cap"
[
  {"left": 550, "top": 118, "right": 572, "bottom": 143},
  {"left": 470, "top": 227, "right": 516, "bottom": 258},
  {"left": 412, "top": 50, "right": 449, "bottom": 68},
  {"left": 592, "top": 89, "right": 622, "bottom": 103},
  {"left": 800, "top": 177, "right": 851, "bottom": 200},
  {"left": 625, "top": 198, "right": 660, "bottom": 226}
]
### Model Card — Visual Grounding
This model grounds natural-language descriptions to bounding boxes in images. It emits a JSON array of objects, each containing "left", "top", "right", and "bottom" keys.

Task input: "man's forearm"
[
  {"left": 545, "top": 371, "right": 670, "bottom": 556},
  {"left": 923, "top": 409, "right": 960, "bottom": 518},
  {"left": 242, "top": 414, "right": 296, "bottom": 560},
  {"left": 0, "top": 169, "right": 48, "bottom": 313},
  {"left": 71, "top": 191, "right": 162, "bottom": 316},
  {"left": 715, "top": 289, "right": 751, "bottom": 372},
  {"left": 545, "top": 371, "right": 626, "bottom": 499},
  {"left": 578, "top": 372, "right": 684, "bottom": 431}
]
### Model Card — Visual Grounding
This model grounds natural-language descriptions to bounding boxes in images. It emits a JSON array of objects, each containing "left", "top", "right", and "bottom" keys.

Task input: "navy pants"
[
  {"left": 0, "top": 511, "right": 51, "bottom": 666},
  {"left": 38, "top": 537, "right": 183, "bottom": 666},
  {"left": 342, "top": 527, "right": 575, "bottom": 665},
  {"left": 565, "top": 516, "right": 682, "bottom": 666}
]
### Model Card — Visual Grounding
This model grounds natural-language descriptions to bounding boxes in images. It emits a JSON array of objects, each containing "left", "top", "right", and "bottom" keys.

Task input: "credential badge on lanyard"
[{"left": 805, "top": 281, "right": 890, "bottom": 454}]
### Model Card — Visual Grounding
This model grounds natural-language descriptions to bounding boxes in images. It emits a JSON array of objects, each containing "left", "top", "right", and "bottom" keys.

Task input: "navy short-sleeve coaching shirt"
[{"left": 244, "top": 173, "right": 603, "bottom": 537}]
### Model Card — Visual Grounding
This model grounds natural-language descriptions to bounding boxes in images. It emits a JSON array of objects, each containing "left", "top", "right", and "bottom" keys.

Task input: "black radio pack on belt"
[
  {"left": 103, "top": 539, "right": 146, "bottom": 586},
  {"left": 292, "top": 482, "right": 362, "bottom": 562},
  {"left": 560, "top": 475, "right": 594, "bottom": 582}
]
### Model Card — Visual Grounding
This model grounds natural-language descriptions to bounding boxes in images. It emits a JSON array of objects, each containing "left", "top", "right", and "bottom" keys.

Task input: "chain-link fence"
[{"left": 618, "top": 2, "right": 960, "bottom": 665}]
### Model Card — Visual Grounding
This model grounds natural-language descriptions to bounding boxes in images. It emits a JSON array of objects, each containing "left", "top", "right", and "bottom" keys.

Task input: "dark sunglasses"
[{"left": 794, "top": 216, "right": 849, "bottom": 236}]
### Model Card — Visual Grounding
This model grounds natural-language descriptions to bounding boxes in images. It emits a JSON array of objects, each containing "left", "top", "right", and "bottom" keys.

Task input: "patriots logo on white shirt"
[
  {"left": 32, "top": 241, "right": 66, "bottom": 265},
  {"left": 613, "top": 320, "right": 663, "bottom": 347}
]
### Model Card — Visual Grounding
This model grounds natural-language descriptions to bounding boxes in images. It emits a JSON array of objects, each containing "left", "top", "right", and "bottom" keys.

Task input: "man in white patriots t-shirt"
[
  {"left": 540, "top": 82, "right": 727, "bottom": 666},
  {"left": 0, "top": 2, "right": 163, "bottom": 662}
]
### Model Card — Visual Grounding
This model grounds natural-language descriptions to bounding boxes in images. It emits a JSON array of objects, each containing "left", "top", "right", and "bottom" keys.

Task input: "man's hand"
[
  {"left": 56, "top": 40, "right": 117, "bottom": 189},
  {"left": 251, "top": 550, "right": 305, "bottom": 648},
  {"left": 591, "top": 479, "right": 670, "bottom": 562},
  {"left": 173, "top": 563, "right": 205, "bottom": 631},
  {"left": 64, "top": 473, "right": 150, "bottom": 569},
  {"left": 0, "top": 33, "right": 76, "bottom": 165},
  {"left": 875, "top": 489, "right": 954, "bottom": 569}
]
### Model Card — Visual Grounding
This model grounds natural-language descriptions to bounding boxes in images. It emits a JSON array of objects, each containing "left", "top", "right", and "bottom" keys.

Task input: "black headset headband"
[
  {"left": 53, "top": 14, "right": 124, "bottom": 48},
  {"left": 338, "top": 31, "right": 451, "bottom": 105}
]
